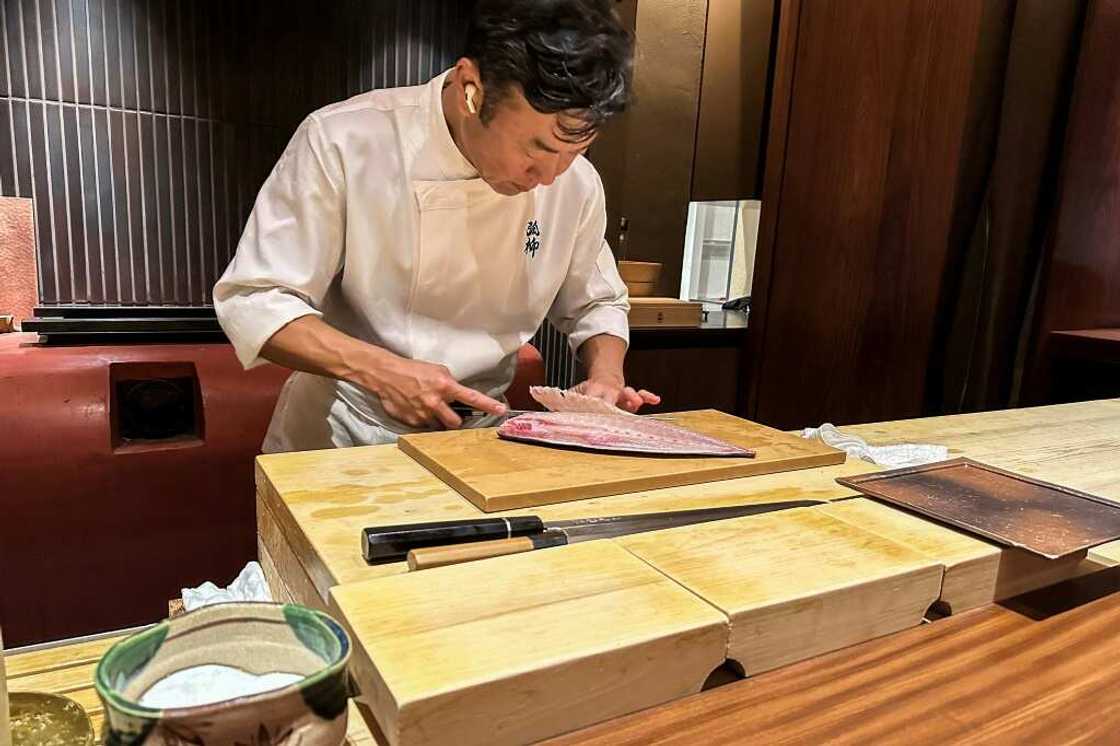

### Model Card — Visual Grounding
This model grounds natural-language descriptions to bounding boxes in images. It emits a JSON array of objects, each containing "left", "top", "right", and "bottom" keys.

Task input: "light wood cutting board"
[{"left": 397, "top": 409, "right": 846, "bottom": 512}]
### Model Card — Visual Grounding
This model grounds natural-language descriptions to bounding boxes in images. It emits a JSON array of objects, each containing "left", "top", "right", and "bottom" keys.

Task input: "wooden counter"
[
  {"left": 258, "top": 399, "right": 1120, "bottom": 605},
  {"left": 255, "top": 428, "right": 876, "bottom": 607},
  {"left": 549, "top": 567, "right": 1120, "bottom": 745},
  {"left": 256, "top": 398, "right": 1120, "bottom": 744}
]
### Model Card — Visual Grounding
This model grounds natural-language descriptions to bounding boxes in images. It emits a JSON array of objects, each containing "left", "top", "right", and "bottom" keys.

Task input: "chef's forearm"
[
  {"left": 578, "top": 333, "right": 628, "bottom": 384},
  {"left": 261, "top": 315, "right": 392, "bottom": 388}
]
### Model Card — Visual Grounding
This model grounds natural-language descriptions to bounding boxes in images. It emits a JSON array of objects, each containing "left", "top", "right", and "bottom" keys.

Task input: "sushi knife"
[
  {"left": 360, "top": 500, "right": 823, "bottom": 568},
  {"left": 449, "top": 404, "right": 531, "bottom": 420}
]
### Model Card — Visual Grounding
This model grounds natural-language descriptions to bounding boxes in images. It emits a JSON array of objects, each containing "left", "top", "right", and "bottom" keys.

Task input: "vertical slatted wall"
[
  {"left": 0, "top": 0, "right": 473, "bottom": 305},
  {"left": 0, "top": 0, "right": 578, "bottom": 386}
]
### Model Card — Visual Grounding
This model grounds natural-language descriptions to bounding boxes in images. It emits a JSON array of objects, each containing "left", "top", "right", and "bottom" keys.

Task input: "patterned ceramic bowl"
[{"left": 94, "top": 602, "right": 351, "bottom": 745}]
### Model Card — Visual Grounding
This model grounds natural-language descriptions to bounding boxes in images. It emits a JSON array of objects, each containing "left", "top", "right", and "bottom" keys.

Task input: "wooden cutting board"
[
  {"left": 328, "top": 541, "right": 728, "bottom": 746},
  {"left": 397, "top": 409, "right": 846, "bottom": 512}
]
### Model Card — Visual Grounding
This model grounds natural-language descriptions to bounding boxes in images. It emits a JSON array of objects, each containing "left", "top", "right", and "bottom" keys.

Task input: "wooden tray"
[
  {"left": 837, "top": 458, "right": 1120, "bottom": 559},
  {"left": 397, "top": 410, "right": 846, "bottom": 512}
]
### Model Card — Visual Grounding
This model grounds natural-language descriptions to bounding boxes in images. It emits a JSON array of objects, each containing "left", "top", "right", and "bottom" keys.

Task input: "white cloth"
[
  {"left": 139, "top": 666, "right": 302, "bottom": 708},
  {"left": 214, "top": 70, "right": 630, "bottom": 452},
  {"left": 801, "top": 423, "right": 948, "bottom": 469},
  {"left": 181, "top": 562, "right": 272, "bottom": 612}
]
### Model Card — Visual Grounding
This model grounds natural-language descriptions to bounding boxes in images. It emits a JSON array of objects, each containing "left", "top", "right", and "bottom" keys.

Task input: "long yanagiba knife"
[{"left": 361, "top": 500, "right": 823, "bottom": 571}]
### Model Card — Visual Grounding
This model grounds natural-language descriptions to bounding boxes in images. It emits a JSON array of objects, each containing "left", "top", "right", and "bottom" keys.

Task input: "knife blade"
[
  {"left": 449, "top": 404, "right": 532, "bottom": 421},
  {"left": 405, "top": 500, "right": 823, "bottom": 570},
  {"left": 361, "top": 500, "right": 822, "bottom": 565}
]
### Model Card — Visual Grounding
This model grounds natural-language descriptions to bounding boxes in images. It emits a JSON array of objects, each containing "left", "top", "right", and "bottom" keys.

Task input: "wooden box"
[
  {"left": 820, "top": 498, "right": 1098, "bottom": 613},
  {"left": 627, "top": 297, "right": 703, "bottom": 327},
  {"left": 618, "top": 507, "right": 944, "bottom": 674},
  {"left": 328, "top": 541, "right": 728, "bottom": 746}
]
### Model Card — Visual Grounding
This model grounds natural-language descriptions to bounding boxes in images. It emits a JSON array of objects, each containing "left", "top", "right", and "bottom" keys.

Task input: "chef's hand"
[
  {"left": 571, "top": 376, "right": 661, "bottom": 413},
  {"left": 371, "top": 354, "right": 506, "bottom": 429}
]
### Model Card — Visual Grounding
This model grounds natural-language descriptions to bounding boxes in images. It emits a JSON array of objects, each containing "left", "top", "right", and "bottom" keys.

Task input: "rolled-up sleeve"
[
  {"left": 213, "top": 114, "right": 345, "bottom": 369},
  {"left": 547, "top": 174, "right": 630, "bottom": 354}
]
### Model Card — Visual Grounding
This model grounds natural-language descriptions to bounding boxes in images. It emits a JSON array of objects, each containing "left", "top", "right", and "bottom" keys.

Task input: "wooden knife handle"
[{"left": 407, "top": 532, "right": 568, "bottom": 571}]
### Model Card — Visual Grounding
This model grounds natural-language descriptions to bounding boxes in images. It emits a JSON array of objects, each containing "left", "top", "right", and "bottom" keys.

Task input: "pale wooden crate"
[
  {"left": 329, "top": 540, "right": 728, "bottom": 746},
  {"left": 618, "top": 507, "right": 944, "bottom": 675},
  {"left": 820, "top": 498, "right": 1096, "bottom": 613}
]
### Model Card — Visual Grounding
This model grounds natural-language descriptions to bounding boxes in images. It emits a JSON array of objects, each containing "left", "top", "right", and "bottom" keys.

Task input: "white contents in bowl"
[{"left": 138, "top": 664, "right": 303, "bottom": 708}]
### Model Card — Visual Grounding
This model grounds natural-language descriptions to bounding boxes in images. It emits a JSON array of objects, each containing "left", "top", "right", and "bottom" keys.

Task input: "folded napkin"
[
  {"left": 181, "top": 561, "right": 272, "bottom": 612},
  {"left": 801, "top": 423, "right": 948, "bottom": 469}
]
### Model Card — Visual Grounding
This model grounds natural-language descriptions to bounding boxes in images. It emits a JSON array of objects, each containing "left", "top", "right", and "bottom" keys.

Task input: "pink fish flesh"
[{"left": 497, "top": 411, "right": 756, "bottom": 457}]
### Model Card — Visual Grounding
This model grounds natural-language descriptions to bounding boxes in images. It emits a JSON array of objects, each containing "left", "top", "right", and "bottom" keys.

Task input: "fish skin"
[
  {"left": 528, "top": 386, "right": 634, "bottom": 416},
  {"left": 497, "top": 411, "right": 756, "bottom": 457}
]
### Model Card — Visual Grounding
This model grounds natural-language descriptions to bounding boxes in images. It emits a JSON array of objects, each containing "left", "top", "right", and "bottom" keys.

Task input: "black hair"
[{"left": 464, "top": 0, "right": 633, "bottom": 142}]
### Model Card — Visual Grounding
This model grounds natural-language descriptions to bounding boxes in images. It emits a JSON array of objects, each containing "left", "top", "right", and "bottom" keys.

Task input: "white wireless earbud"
[{"left": 465, "top": 84, "right": 479, "bottom": 114}]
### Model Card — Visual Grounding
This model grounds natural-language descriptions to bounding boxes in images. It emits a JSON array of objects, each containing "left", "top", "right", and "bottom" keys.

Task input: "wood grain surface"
[
  {"left": 840, "top": 399, "right": 1120, "bottom": 501},
  {"left": 821, "top": 497, "right": 1098, "bottom": 613},
  {"left": 328, "top": 541, "right": 728, "bottom": 746},
  {"left": 547, "top": 569, "right": 1120, "bottom": 745},
  {"left": 746, "top": 0, "right": 1014, "bottom": 428},
  {"left": 255, "top": 399, "right": 1120, "bottom": 607},
  {"left": 619, "top": 508, "right": 943, "bottom": 674},
  {"left": 397, "top": 410, "right": 846, "bottom": 511},
  {"left": 1024, "top": 0, "right": 1120, "bottom": 402}
]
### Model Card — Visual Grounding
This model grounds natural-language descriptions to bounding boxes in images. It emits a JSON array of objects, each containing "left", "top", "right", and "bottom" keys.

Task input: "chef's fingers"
[
  {"left": 431, "top": 400, "right": 464, "bottom": 430},
  {"left": 617, "top": 386, "right": 643, "bottom": 412},
  {"left": 448, "top": 383, "right": 507, "bottom": 417},
  {"left": 637, "top": 389, "right": 661, "bottom": 404}
]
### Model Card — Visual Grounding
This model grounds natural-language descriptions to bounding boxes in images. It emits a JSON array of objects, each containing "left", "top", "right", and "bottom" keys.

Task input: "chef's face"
[{"left": 458, "top": 79, "right": 597, "bottom": 195}]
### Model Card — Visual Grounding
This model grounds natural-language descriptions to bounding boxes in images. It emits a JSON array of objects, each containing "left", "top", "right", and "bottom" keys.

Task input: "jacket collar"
[{"left": 422, "top": 70, "right": 480, "bottom": 181}]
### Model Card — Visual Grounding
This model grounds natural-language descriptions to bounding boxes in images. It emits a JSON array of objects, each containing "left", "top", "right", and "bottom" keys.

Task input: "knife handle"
[
  {"left": 407, "top": 532, "right": 568, "bottom": 571},
  {"left": 361, "top": 516, "right": 544, "bottom": 564}
]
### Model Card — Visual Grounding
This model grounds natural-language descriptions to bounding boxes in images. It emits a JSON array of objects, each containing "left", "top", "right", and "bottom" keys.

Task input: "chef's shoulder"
[{"left": 296, "top": 85, "right": 423, "bottom": 158}]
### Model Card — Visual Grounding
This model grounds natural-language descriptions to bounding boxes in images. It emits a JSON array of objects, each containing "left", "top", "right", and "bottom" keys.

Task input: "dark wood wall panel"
[
  {"left": 1024, "top": 0, "right": 1120, "bottom": 401},
  {"left": 747, "top": 0, "right": 1013, "bottom": 429},
  {"left": 0, "top": 0, "right": 474, "bottom": 306}
]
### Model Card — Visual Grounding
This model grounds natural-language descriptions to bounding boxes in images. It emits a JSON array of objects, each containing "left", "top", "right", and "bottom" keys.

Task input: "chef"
[{"left": 214, "top": 0, "right": 658, "bottom": 453}]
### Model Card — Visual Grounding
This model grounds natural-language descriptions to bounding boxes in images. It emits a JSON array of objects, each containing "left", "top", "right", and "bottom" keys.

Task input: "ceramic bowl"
[
  {"left": 8, "top": 692, "right": 95, "bottom": 745},
  {"left": 95, "top": 602, "right": 351, "bottom": 746},
  {"left": 617, "top": 260, "right": 662, "bottom": 283}
]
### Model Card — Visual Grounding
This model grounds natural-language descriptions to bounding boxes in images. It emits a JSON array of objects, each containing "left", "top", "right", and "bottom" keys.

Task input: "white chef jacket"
[{"left": 213, "top": 71, "right": 630, "bottom": 452}]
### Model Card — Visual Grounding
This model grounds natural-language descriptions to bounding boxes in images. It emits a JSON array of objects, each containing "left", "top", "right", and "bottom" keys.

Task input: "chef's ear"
[{"left": 465, "top": 83, "right": 479, "bottom": 115}]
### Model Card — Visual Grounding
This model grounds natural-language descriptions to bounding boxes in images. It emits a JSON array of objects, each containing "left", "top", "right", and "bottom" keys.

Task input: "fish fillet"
[
  {"left": 529, "top": 386, "right": 633, "bottom": 416},
  {"left": 498, "top": 411, "right": 755, "bottom": 457}
]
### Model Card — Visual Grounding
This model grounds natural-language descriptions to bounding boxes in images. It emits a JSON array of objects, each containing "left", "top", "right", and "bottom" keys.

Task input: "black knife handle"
[{"left": 361, "top": 516, "right": 545, "bottom": 564}]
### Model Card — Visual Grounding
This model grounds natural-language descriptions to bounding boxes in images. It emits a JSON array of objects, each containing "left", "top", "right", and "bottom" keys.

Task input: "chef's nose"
[{"left": 531, "top": 156, "right": 561, "bottom": 186}]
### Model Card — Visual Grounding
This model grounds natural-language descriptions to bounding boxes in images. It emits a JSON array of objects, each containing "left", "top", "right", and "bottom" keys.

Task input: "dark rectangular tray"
[{"left": 836, "top": 458, "right": 1120, "bottom": 559}]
